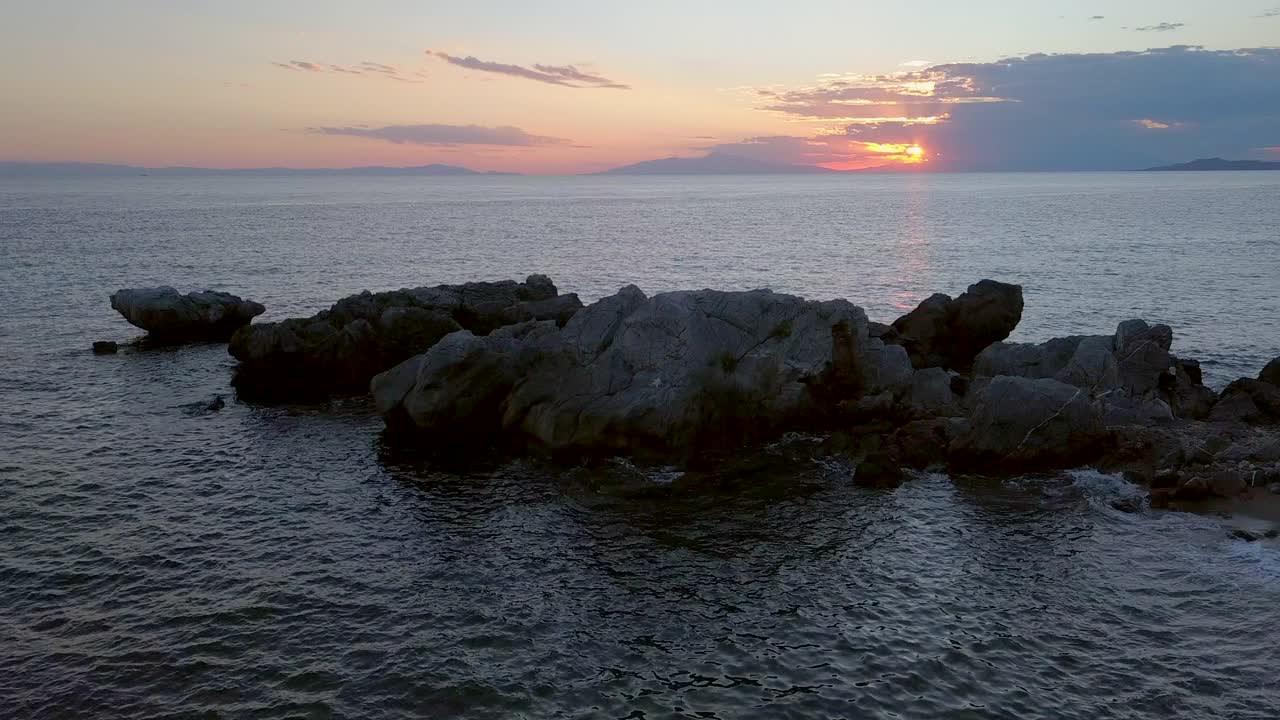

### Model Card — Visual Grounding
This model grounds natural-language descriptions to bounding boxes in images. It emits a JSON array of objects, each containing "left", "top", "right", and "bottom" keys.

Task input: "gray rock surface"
[
  {"left": 1165, "top": 359, "right": 1217, "bottom": 420},
  {"left": 973, "top": 336, "right": 1086, "bottom": 381},
  {"left": 373, "top": 321, "right": 559, "bottom": 435},
  {"left": 908, "top": 367, "right": 959, "bottom": 416},
  {"left": 950, "top": 376, "right": 1105, "bottom": 471},
  {"left": 229, "top": 275, "right": 580, "bottom": 400},
  {"left": 1113, "top": 320, "right": 1173, "bottom": 397},
  {"left": 378, "top": 286, "right": 870, "bottom": 459},
  {"left": 860, "top": 338, "right": 914, "bottom": 396},
  {"left": 506, "top": 288, "right": 868, "bottom": 457},
  {"left": 1102, "top": 396, "right": 1173, "bottom": 427},
  {"left": 1210, "top": 379, "right": 1280, "bottom": 424},
  {"left": 110, "top": 286, "right": 265, "bottom": 340}
]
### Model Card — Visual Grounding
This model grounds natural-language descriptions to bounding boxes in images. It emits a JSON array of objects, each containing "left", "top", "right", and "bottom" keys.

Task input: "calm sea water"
[{"left": 2, "top": 173, "right": 1279, "bottom": 718}]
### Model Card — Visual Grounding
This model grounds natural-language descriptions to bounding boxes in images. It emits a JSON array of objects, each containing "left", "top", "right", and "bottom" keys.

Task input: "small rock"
[
  {"left": 92, "top": 340, "right": 118, "bottom": 354},
  {"left": 1207, "top": 469, "right": 1246, "bottom": 497},
  {"left": 1148, "top": 469, "right": 1180, "bottom": 489},
  {"left": 1110, "top": 497, "right": 1142, "bottom": 513},
  {"left": 1148, "top": 488, "right": 1173, "bottom": 508},
  {"left": 204, "top": 395, "right": 225, "bottom": 412},
  {"left": 1230, "top": 528, "right": 1260, "bottom": 542}
]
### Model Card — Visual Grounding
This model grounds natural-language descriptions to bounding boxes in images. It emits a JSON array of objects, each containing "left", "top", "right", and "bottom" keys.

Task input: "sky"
[{"left": 0, "top": 1, "right": 1277, "bottom": 173}]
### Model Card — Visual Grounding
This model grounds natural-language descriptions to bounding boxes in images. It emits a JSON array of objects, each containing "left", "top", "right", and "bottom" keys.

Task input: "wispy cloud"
[
  {"left": 308, "top": 123, "right": 568, "bottom": 147},
  {"left": 1258, "top": 7, "right": 1280, "bottom": 18},
  {"left": 274, "top": 60, "right": 324, "bottom": 72},
  {"left": 1134, "top": 118, "right": 1182, "bottom": 130},
  {"left": 271, "top": 60, "right": 423, "bottom": 83},
  {"left": 426, "top": 51, "right": 629, "bottom": 89},
  {"left": 1132, "top": 22, "right": 1185, "bottom": 32}
]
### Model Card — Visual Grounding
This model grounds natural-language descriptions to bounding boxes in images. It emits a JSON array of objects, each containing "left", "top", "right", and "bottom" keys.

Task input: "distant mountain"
[
  {"left": 599, "top": 152, "right": 835, "bottom": 175},
  {"left": 1143, "top": 158, "right": 1280, "bottom": 171},
  {"left": 0, "top": 162, "right": 518, "bottom": 177}
]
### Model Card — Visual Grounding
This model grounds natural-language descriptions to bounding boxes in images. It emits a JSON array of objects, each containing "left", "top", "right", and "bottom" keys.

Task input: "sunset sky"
[{"left": 2, "top": 1, "right": 1278, "bottom": 173}]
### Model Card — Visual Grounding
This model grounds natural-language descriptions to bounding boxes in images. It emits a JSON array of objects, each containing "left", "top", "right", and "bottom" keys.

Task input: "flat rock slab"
[{"left": 111, "top": 286, "right": 265, "bottom": 341}]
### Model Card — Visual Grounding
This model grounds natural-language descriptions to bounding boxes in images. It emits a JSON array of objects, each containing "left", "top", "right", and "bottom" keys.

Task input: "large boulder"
[
  {"left": 1210, "top": 379, "right": 1280, "bottom": 425},
  {"left": 110, "top": 286, "right": 265, "bottom": 341},
  {"left": 975, "top": 336, "right": 1082, "bottom": 380},
  {"left": 372, "top": 321, "right": 559, "bottom": 438},
  {"left": 377, "top": 286, "right": 872, "bottom": 460},
  {"left": 1260, "top": 357, "right": 1280, "bottom": 387},
  {"left": 976, "top": 334, "right": 1121, "bottom": 393},
  {"left": 1113, "top": 320, "right": 1173, "bottom": 397},
  {"left": 506, "top": 288, "right": 869, "bottom": 458},
  {"left": 229, "top": 275, "right": 581, "bottom": 400},
  {"left": 949, "top": 376, "right": 1105, "bottom": 472},
  {"left": 1164, "top": 358, "right": 1217, "bottom": 420},
  {"left": 889, "top": 280, "right": 1023, "bottom": 371},
  {"left": 907, "top": 367, "right": 961, "bottom": 417},
  {"left": 860, "top": 338, "right": 914, "bottom": 396}
]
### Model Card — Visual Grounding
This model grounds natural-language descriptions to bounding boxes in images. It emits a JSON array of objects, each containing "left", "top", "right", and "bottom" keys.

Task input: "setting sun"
[{"left": 906, "top": 145, "right": 925, "bottom": 158}]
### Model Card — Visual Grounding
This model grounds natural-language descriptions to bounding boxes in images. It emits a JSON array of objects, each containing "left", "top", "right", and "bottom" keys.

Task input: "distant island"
[
  {"left": 599, "top": 152, "right": 835, "bottom": 175},
  {"left": 1143, "top": 158, "right": 1280, "bottom": 171},
  {"left": 0, "top": 162, "right": 518, "bottom": 177}
]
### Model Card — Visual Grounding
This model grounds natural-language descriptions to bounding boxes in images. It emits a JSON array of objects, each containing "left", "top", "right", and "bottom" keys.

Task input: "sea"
[{"left": 2, "top": 172, "right": 1279, "bottom": 718}]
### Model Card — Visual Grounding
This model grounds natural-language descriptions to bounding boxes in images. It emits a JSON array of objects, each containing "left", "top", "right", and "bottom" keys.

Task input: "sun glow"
[{"left": 906, "top": 145, "right": 925, "bottom": 158}]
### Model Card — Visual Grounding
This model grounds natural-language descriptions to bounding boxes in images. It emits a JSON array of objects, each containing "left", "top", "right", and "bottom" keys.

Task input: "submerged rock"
[
  {"left": 229, "top": 275, "right": 580, "bottom": 400},
  {"left": 110, "top": 287, "right": 265, "bottom": 341},
  {"left": 92, "top": 340, "right": 118, "bottom": 354},
  {"left": 1230, "top": 528, "right": 1261, "bottom": 542},
  {"left": 889, "top": 279, "right": 1023, "bottom": 371}
]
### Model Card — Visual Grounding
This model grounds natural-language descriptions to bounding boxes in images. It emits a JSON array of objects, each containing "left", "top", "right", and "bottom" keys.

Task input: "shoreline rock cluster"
[
  {"left": 106, "top": 275, "right": 1280, "bottom": 511},
  {"left": 362, "top": 277, "right": 1279, "bottom": 509}
]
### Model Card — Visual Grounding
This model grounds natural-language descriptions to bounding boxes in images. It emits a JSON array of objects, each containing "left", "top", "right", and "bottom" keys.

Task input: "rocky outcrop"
[
  {"left": 229, "top": 275, "right": 580, "bottom": 400},
  {"left": 1210, "top": 379, "right": 1280, "bottom": 425},
  {"left": 375, "top": 286, "right": 870, "bottom": 459},
  {"left": 1113, "top": 319, "right": 1173, "bottom": 397},
  {"left": 889, "top": 280, "right": 1023, "bottom": 371},
  {"left": 110, "top": 287, "right": 265, "bottom": 341},
  {"left": 949, "top": 376, "right": 1105, "bottom": 472},
  {"left": 359, "top": 277, "right": 1280, "bottom": 515},
  {"left": 92, "top": 341, "right": 118, "bottom": 354},
  {"left": 974, "top": 320, "right": 1218, "bottom": 422}
]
